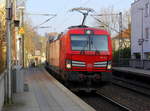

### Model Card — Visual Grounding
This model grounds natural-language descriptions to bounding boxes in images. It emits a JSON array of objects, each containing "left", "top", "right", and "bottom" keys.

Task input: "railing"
[
  {"left": 113, "top": 59, "right": 150, "bottom": 70},
  {"left": 0, "top": 66, "right": 24, "bottom": 111},
  {"left": 0, "top": 71, "right": 6, "bottom": 111},
  {"left": 130, "top": 59, "right": 150, "bottom": 69},
  {"left": 112, "top": 58, "right": 130, "bottom": 67}
]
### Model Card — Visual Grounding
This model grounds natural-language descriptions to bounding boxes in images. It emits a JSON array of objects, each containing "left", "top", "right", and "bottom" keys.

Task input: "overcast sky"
[{"left": 26, "top": 0, "right": 134, "bottom": 35}]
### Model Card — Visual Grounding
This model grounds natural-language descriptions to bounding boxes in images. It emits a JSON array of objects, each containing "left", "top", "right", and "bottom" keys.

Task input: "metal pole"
[
  {"left": 141, "top": 8, "right": 144, "bottom": 68},
  {"left": 82, "top": 13, "right": 88, "bottom": 25},
  {"left": 22, "top": 10, "right": 25, "bottom": 68},
  {"left": 141, "top": 9, "right": 144, "bottom": 61},
  {"left": 6, "top": 0, "right": 12, "bottom": 104},
  {"left": 138, "top": 8, "right": 144, "bottom": 68},
  {"left": 19, "top": 8, "right": 25, "bottom": 68},
  {"left": 118, "top": 12, "right": 122, "bottom": 66},
  {"left": 13, "top": 0, "right": 17, "bottom": 63}
]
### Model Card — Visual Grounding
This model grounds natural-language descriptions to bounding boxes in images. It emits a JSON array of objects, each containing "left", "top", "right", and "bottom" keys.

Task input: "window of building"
[
  {"left": 147, "top": 53, "right": 150, "bottom": 60},
  {"left": 145, "top": 27, "right": 149, "bottom": 39},
  {"left": 134, "top": 53, "right": 141, "bottom": 59},
  {"left": 145, "top": 3, "right": 150, "bottom": 17},
  {"left": 144, "top": 52, "right": 150, "bottom": 60}
]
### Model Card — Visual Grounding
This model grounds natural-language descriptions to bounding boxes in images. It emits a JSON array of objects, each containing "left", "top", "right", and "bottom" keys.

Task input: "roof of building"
[
  {"left": 112, "top": 27, "right": 131, "bottom": 40},
  {"left": 131, "top": 0, "right": 141, "bottom": 6}
]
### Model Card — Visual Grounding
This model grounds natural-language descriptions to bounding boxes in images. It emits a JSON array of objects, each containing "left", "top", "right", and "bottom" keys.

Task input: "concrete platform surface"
[
  {"left": 113, "top": 67, "right": 150, "bottom": 77},
  {"left": 2, "top": 68, "right": 96, "bottom": 111}
]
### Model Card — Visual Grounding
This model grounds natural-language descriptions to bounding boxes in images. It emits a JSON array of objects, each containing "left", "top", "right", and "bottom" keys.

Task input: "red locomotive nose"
[
  {"left": 46, "top": 26, "right": 112, "bottom": 92},
  {"left": 87, "top": 63, "right": 93, "bottom": 68}
]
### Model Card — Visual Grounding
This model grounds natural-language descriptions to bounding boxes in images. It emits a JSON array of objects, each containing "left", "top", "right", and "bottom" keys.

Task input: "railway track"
[
  {"left": 96, "top": 92, "right": 132, "bottom": 111},
  {"left": 97, "top": 84, "right": 150, "bottom": 111},
  {"left": 76, "top": 92, "right": 132, "bottom": 111},
  {"left": 112, "top": 76, "right": 150, "bottom": 97}
]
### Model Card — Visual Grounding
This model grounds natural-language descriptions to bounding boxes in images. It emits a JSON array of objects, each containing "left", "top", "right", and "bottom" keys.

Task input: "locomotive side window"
[{"left": 71, "top": 35, "right": 108, "bottom": 51}]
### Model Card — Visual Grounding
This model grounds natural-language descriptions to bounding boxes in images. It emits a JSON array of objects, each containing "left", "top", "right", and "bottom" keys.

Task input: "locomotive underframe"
[
  {"left": 67, "top": 71, "right": 112, "bottom": 82},
  {"left": 46, "top": 64, "right": 112, "bottom": 92}
]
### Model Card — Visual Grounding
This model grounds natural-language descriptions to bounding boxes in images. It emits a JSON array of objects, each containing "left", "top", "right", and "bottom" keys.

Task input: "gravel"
[
  {"left": 99, "top": 84, "right": 150, "bottom": 111},
  {"left": 76, "top": 92, "right": 127, "bottom": 111}
]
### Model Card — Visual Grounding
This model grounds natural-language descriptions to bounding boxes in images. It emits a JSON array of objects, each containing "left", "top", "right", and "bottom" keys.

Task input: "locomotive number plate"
[{"left": 87, "top": 64, "right": 93, "bottom": 68}]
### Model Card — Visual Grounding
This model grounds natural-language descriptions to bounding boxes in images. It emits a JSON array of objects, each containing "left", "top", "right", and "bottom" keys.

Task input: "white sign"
[{"left": 35, "top": 50, "right": 40, "bottom": 56}]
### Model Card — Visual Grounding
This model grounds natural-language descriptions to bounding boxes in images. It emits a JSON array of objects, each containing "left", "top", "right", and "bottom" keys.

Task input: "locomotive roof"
[
  {"left": 67, "top": 25, "right": 109, "bottom": 34},
  {"left": 68, "top": 25, "right": 88, "bottom": 29},
  {"left": 48, "top": 25, "right": 110, "bottom": 43}
]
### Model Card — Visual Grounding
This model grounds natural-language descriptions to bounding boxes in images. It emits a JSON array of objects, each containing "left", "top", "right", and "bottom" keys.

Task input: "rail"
[
  {"left": 112, "top": 77, "right": 150, "bottom": 97},
  {"left": 97, "top": 92, "right": 132, "bottom": 111}
]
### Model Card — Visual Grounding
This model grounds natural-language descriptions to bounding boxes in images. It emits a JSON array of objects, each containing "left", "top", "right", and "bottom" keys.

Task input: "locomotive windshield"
[{"left": 71, "top": 35, "right": 108, "bottom": 51}]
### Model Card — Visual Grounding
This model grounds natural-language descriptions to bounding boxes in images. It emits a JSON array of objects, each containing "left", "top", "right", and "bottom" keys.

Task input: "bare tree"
[
  {"left": 0, "top": 4, "right": 6, "bottom": 73},
  {"left": 93, "top": 6, "right": 131, "bottom": 37},
  {"left": 122, "top": 9, "right": 131, "bottom": 29}
]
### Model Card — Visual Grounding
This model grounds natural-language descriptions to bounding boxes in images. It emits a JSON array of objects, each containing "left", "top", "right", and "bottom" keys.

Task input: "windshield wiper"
[
  {"left": 95, "top": 50, "right": 100, "bottom": 55},
  {"left": 80, "top": 41, "right": 88, "bottom": 55},
  {"left": 91, "top": 38, "right": 100, "bottom": 55}
]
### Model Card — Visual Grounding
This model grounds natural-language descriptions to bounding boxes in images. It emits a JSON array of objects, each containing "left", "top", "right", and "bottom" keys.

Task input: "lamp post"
[
  {"left": 139, "top": 8, "right": 144, "bottom": 60},
  {"left": 138, "top": 8, "right": 144, "bottom": 68},
  {"left": 6, "top": 0, "right": 13, "bottom": 104},
  {"left": 18, "top": 6, "right": 25, "bottom": 67}
]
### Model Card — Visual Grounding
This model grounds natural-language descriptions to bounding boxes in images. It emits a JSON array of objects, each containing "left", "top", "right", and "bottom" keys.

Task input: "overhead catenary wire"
[
  {"left": 91, "top": 15, "right": 130, "bottom": 35},
  {"left": 91, "top": 15, "right": 119, "bottom": 33},
  {"left": 13, "top": 15, "right": 56, "bottom": 34},
  {"left": 70, "top": 7, "right": 94, "bottom": 25},
  {"left": 33, "top": 15, "right": 56, "bottom": 29},
  {"left": 81, "top": 0, "right": 91, "bottom": 6},
  {"left": 25, "top": 13, "right": 57, "bottom": 16},
  {"left": 23, "top": 12, "right": 56, "bottom": 31},
  {"left": 54, "top": 11, "right": 72, "bottom": 31}
]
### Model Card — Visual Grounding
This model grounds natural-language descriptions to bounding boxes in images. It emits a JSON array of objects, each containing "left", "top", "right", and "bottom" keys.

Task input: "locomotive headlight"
[
  {"left": 85, "top": 30, "right": 93, "bottom": 35},
  {"left": 66, "top": 64, "right": 71, "bottom": 69},
  {"left": 66, "top": 60, "right": 72, "bottom": 69},
  {"left": 107, "top": 61, "right": 112, "bottom": 69},
  {"left": 107, "top": 65, "right": 112, "bottom": 69}
]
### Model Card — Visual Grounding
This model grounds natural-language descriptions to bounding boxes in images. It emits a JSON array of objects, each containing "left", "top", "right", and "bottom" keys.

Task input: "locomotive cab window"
[
  {"left": 71, "top": 35, "right": 108, "bottom": 51},
  {"left": 91, "top": 35, "right": 108, "bottom": 51},
  {"left": 71, "top": 35, "right": 89, "bottom": 50}
]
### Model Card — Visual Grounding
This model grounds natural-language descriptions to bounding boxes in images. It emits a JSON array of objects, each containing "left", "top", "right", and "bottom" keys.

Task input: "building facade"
[{"left": 131, "top": 0, "right": 150, "bottom": 60}]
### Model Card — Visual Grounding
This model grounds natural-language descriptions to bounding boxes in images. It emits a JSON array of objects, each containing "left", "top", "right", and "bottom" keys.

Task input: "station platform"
[
  {"left": 113, "top": 67, "right": 150, "bottom": 77},
  {"left": 2, "top": 68, "right": 95, "bottom": 111}
]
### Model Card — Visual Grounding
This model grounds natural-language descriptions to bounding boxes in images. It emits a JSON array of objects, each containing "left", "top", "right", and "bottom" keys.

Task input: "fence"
[
  {"left": 113, "top": 59, "right": 150, "bottom": 70},
  {"left": 0, "top": 67, "right": 24, "bottom": 111},
  {"left": 129, "top": 59, "right": 150, "bottom": 69}
]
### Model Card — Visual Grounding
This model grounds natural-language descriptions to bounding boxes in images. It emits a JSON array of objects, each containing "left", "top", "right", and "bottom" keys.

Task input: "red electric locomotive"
[{"left": 46, "top": 25, "right": 112, "bottom": 92}]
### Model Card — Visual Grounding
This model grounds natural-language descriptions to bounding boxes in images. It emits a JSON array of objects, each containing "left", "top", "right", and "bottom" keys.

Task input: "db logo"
[
  {"left": 87, "top": 64, "right": 92, "bottom": 68},
  {"left": 100, "top": 56, "right": 106, "bottom": 59}
]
